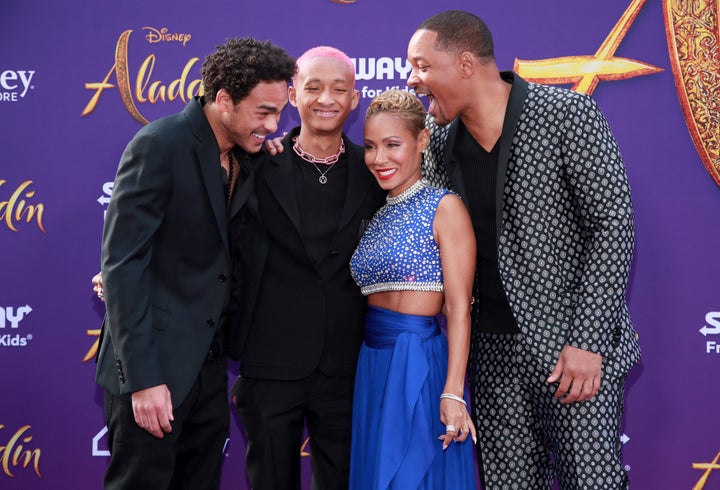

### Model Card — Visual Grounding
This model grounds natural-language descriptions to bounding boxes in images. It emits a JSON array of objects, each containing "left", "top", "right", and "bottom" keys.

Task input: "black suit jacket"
[
  {"left": 96, "top": 98, "right": 252, "bottom": 406},
  {"left": 228, "top": 128, "right": 385, "bottom": 380}
]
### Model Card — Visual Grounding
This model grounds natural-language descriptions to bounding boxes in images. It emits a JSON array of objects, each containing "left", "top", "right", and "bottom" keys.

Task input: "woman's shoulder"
[
  {"left": 420, "top": 184, "right": 459, "bottom": 208},
  {"left": 434, "top": 191, "right": 470, "bottom": 225}
]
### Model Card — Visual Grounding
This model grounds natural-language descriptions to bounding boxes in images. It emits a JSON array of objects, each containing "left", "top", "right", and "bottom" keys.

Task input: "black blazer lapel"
[
  {"left": 495, "top": 72, "right": 528, "bottom": 238},
  {"left": 334, "top": 136, "right": 368, "bottom": 235},
  {"left": 185, "top": 100, "right": 230, "bottom": 254},
  {"left": 227, "top": 149, "right": 254, "bottom": 221},
  {"left": 262, "top": 138, "right": 303, "bottom": 238}
]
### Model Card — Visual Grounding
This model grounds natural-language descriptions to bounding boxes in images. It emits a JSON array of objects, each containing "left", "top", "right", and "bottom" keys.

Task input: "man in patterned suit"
[{"left": 409, "top": 10, "right": 640, "bottom": 490}]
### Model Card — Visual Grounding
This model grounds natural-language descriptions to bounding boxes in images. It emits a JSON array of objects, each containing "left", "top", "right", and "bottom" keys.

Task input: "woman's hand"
[{"left": 438, "top": 396, "right": 476, "bottom": 449}]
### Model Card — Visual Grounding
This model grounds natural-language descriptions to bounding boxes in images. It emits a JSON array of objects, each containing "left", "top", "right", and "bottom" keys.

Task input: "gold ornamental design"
[
  {"left": 514, "top": 0, "right": 661, "bottom": 95},
  {"left": 664, "top": 0, "right": 720, "bottom": 188}
]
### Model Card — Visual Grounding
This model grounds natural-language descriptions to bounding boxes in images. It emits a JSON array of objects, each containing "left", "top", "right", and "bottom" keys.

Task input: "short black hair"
[{"left": 418, "top": 10, "right": 495, "bottom": 62}]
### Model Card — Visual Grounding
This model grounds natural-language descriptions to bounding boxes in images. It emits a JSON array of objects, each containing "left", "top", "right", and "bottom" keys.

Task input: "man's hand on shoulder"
[
  {"left": 264, "top": 135, "right": 285, "bottom": 156},
  {"left": 92, "top": 272, "right": 104, "bottom": 302}
]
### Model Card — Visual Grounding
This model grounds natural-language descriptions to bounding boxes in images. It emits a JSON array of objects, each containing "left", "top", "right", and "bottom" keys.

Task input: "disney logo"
[{"left": 143, "top": 27, "right": 191, "bottom": 46}]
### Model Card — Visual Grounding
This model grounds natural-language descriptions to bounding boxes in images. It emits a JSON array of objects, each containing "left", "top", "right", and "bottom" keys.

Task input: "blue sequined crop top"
[{"left": 350, "top": 179, "right": 451, "bottom": 295}]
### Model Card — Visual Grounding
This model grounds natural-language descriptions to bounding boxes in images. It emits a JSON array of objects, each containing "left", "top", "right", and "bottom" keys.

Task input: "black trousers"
[
  {"left": 233, "top": 370, "right": 354, "bottom": 490},
  {"left": 103, "top": 354, "right": 229, "bottom": 490}
]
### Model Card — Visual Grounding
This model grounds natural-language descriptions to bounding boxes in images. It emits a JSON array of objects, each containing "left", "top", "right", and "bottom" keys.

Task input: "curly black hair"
[{"left": 201, "top": 37, "right": 296, "bottom": 104}]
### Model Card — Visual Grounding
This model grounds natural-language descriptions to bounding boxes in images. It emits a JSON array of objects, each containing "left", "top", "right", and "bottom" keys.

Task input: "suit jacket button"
[
  {"left": 207, "top": 319, "right": 215, "bottom": 328},
  {"left": 315, "top": 280, "right": 323, "bottom": 288},
  {"left": 328, "top": 250, "right": 339, "bottom": 257},
  {"left": 218, "top": 274, "right": 227, "bottom": 282}
]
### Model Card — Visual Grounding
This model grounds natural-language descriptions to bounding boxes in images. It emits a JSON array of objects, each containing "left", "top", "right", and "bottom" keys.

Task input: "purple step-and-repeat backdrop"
[{"left": 2, "top": 0, "right": 719, "bottom": 488}]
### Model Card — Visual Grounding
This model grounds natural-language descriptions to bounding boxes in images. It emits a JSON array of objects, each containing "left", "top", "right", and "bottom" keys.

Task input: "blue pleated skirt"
[{"left": 349, "top": 306, "right": 476, "bottom": 489}]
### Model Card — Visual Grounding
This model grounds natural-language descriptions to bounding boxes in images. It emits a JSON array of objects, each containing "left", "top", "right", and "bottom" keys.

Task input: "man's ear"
[
  {"left": 350, "top": 88, "right": 360, "bottom": 111},
  {"left": 215, "top": 88, "right": 233, "bottom": 111},
  {"left": 458, "top": 51, "right": 477, "bottom": 78},
  {"left": 288, "top": 86, "right": 298, "bottom": 108}
]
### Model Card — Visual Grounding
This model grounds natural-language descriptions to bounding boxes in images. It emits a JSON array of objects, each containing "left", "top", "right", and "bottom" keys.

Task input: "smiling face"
[
  {"left": 289, "top": 56, "right": 359, "bottom": 135},
  {"left": 222, "top": 80, "right": 288, "bottom": 153},
  {"left": 364, "top": 112, "right": 429, "bottom": 197},
  {"left": 407, "top": 29, "right": 463, "bottom": 126}
]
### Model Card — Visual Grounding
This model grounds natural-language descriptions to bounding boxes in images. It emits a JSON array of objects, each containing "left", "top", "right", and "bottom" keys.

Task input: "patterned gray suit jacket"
[{"left": 422, "top": 72, "right": 640, "bottom": 377}]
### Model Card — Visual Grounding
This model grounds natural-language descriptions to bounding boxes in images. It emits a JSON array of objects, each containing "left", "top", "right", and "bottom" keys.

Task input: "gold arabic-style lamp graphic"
[
  {"left": 664, "top": 0, "right": 720, "bottom": 188},
  {"left": 514, "top": 0, "right": 719, "bottom": 188}
]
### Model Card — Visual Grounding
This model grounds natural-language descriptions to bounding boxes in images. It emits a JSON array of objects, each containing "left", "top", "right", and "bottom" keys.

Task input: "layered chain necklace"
[
  {"left": 225, "top": 151, "right": 235, "bottom": 207},
  {"left": 292, "top": 137, "right": 345, "bottom": 184}
]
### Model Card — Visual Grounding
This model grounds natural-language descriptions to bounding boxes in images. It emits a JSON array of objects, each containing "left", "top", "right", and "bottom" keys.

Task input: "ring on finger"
[{"left": 445, "top": 424, "right": 456, "bottom": 433}]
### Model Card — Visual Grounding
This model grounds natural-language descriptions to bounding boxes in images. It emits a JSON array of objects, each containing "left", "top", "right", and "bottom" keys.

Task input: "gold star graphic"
[
  {"left": 692, "top": 451, "right": 720, "bottom": 490},
  {"left": 300, "top": 436, "right": 311, "bottom": 457},
  {"left": 83, "top": 329, "right": 101, "bottom": 362},
  {"left": 514, "top": 0, "right": 662, "bottom": 95}
]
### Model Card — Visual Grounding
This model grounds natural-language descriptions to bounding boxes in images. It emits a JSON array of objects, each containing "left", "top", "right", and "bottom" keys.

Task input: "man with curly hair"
[{"left": 95, "top": 37, "right": 295, "bottom": 489}]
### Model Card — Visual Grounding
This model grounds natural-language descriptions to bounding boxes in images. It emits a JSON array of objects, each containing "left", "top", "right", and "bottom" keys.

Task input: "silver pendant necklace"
[{"left": 312, "top": 162, "right": 336, "bottom": 184}]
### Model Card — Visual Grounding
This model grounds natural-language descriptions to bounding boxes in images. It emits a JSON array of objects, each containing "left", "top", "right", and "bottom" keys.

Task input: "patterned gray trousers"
[{"left": 469, "top": 332, "right": 629, "bottom": 490}]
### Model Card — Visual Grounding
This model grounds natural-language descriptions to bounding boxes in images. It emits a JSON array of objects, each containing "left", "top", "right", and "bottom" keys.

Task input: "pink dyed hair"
[{"left": 293, "top": 46, "right": 356, "bottom": 88}]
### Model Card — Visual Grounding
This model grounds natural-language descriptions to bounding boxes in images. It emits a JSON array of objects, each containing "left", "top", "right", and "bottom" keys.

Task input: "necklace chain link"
[
  {"left": 292, "top": 137, "right": 345, "bottom": 165},
  {"left": 292, "top": 137, "right": 345, "bottom": 184}
]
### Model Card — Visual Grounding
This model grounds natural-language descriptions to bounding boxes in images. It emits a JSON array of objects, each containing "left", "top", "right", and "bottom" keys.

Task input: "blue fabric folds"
[{"left": 350, "top": 306, "right": 476, "bottom": 489}]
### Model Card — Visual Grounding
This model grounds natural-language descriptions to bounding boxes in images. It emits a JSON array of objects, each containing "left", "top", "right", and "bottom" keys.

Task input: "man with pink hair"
[{"left": 229, "top": 46, "right": 384, "bottom": 489}]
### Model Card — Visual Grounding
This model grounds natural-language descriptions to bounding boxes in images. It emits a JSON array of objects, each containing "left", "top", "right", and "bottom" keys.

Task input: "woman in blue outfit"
[{"left": 349, "top": 89, "right": 477, "bottom": 489}]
